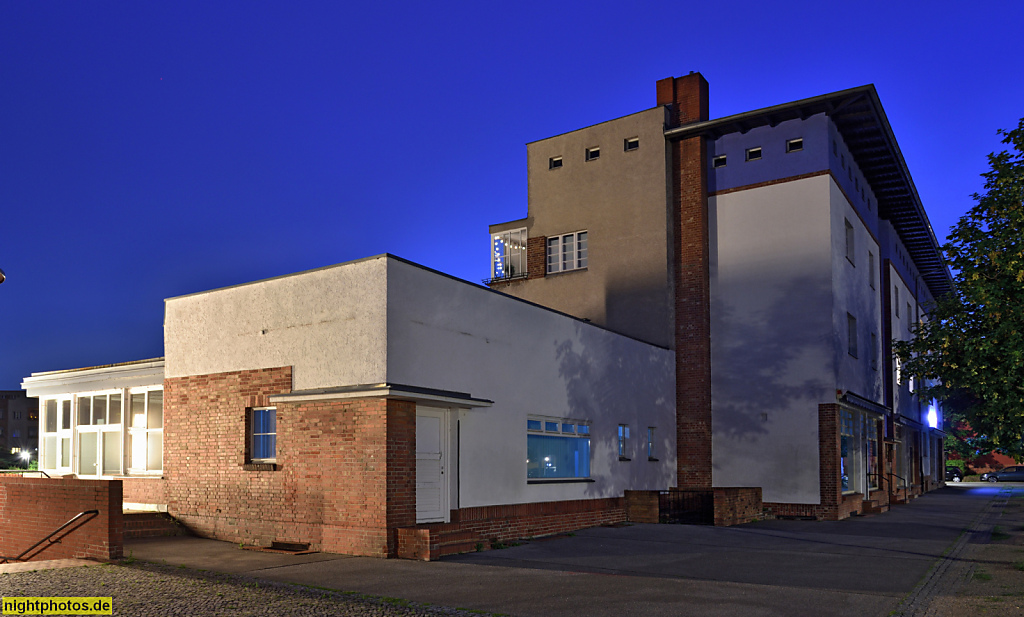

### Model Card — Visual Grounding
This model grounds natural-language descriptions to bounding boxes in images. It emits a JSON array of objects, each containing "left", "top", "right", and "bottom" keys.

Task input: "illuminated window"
[
  {"left": 527, "top": 416, "right": 590, "bottom": 480},
  {"left": 491, "top": 228, "right": 527, "bottom": 280},
  {"left": 77, "top": 392, "right": 123, "bottom": 476},
  {"left": 129, "top": 389, "right": 163, "bottom": 473}
]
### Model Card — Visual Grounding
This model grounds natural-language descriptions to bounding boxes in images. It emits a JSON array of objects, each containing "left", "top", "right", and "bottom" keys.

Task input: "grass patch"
[
  {"left": 974, "top": 569, "right": 993, "bottom": 581},
  {"left": 992, "top": 526, "right": 1011, "bottom": 541},
  {"left": 1014, "top": 562, "right": 1024, "bottom": 572}
]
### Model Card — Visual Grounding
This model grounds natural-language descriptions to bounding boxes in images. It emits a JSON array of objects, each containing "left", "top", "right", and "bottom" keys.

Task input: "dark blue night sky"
[{"left": 1, "top": 1, "right": 1022, "bottom": 388}]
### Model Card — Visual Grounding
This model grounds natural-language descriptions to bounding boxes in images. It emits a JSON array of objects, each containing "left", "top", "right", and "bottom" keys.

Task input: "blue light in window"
[
  {"left": 545, "top": 421, "right": 558, "bottom": 432},
  {"left": 527, "top": 419, "right": 542, "bottom": 431},
  {"left": 927, "top": 402, "right": 938, "bottom": 428},
  {"left": 562, "top": 423, "right": 574, "bottom": 433}
]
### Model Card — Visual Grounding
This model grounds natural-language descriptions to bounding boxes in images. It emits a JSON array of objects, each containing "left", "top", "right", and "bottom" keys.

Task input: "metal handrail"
[
  {"left": 888, "top": 472, "right": 908, "bottom": 490},
  {"left": 867, "top": 472, "right": 889, "bottom": 490},
  {"left": 0, "top": 469, "right": 51, "bottom": 478},
  {"left": 0, "top": 509, "right": 99, "bottom": 564}
]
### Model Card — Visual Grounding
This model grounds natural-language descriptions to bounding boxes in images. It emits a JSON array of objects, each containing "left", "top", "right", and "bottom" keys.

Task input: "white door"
[{"left": 416, "top": 408, "right": 449, "bottom": 523}]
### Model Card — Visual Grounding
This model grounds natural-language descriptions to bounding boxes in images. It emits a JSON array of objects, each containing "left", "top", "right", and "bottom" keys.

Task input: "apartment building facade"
[
  {"left": 489, "top": 73, "right": 951, "bottom": 518},
  {"left": 0, "top": 390, "right": 38, "bottom": 463}
]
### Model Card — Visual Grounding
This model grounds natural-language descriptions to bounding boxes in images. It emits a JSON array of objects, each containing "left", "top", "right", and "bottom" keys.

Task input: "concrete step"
[{"left": 123, "top": 512, "right": 189, "bottom": 539}]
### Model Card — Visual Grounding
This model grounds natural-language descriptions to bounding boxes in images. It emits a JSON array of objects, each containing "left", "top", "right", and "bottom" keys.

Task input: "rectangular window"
[
  {"left": 549, "top": 156, "right": 562, "bottom": 170},
  {"left": 624, "top": 137, "right": 639, "bottom": 151},
  {"left": 712, "top": 154, "right": 727, "bottom": 168},
  {"left": 41, "top": 399, "right": 73, "bottom": 471},
  {"left": 585, "top": 147, "right": 600, "bottom": 161},
  {"left": 129, "top": 389, "right": 163, "bottom": 473},
  {"left": 76, "top": 392, "right": 123, "bottom": 476},
  {"left": 491, "top": 228, "right": 527, "bottom": 280},
  {"left": 907, "top": 303, "right": 912, "bottom": 324},
  {"left": 871, "top": 333, "right": 878, "bottom": 370},
  {"left": 845, "top": 219, "right": 855, "bottom": 264},
  {"left": 895, "top": 287, "right": 900, "bottom": 317},
  {"left": 867, "top": 417, "right": 880, "bottom": 490},
  {"left": 745, "top": 147, "right": 762, "bottom": 161},
  {"left": 868, "top": 252, "right": 876, "bottom": 289},
  {"left": 250, "top": 407, "right": 277, "bottom": 461},
  {"left": 527, "top": 416, "right": 590, "bottom": 479},
  {"left": 786, "top": 138, "right": 803, "bottom": 152},
  {"left": 618, "top": 424, "right": 630, "bottom": 460},
  {"left": 840, "top": 409, "right": 856, "bottom": 493},
  {"left": 847, "top": 313, "right": 858, "bottom": 358},
  {"left": 647, "top": 427, "right": 656, "bottom": 460},
  {"left": 546, "top": 231, "right": 587, "bottom": 274},
  {"left": 833, "top": 139, "right": 838, "bottom": 156}
]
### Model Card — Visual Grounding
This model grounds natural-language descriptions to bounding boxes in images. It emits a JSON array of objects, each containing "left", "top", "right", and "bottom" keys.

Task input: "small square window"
[
  {"left": 549, "top": 156, "right": 562, "bottom": 170},
  {"left": 712, "top": 154, "right": 727, "bottom": 168},
  {"left": 745, "top": 147, "right": 762, "bottom": 161},
  {"left": 786, "top": 138, "right": 803, "bottom": 153},
  {"left": 585, "top": 147, "right": 600, "bottom": 161},
  {"left": 624, "top": 137, "right": 639, "bottom": 152}
]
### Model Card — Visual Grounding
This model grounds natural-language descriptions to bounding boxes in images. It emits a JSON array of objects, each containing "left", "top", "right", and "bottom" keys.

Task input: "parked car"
[
  {"left": 985, "top": 466, "right": 1024, "bottom": 482},
  {"left": 945, "top": 466, "right": 963, "bottom": 482}
]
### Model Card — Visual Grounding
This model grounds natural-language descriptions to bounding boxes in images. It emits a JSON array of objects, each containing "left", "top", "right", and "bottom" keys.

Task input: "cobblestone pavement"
[{"left": 0, "top": 561, "right": 495, "bottom": 617}]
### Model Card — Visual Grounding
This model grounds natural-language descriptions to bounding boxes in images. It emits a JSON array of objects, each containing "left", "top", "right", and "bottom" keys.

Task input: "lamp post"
[{"left": 0, "top": 267, "right": 5, "bottom": 284}]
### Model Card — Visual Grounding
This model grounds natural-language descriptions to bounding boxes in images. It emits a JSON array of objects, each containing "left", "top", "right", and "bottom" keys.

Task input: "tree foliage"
[{"left": 895, "top": 118, "right": 1024, "bottom": 458}]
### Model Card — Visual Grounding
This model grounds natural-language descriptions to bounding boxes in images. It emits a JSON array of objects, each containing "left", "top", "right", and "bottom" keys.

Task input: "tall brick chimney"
[{"left": 659, "top": 73, "right": 713, "bottom": 490}]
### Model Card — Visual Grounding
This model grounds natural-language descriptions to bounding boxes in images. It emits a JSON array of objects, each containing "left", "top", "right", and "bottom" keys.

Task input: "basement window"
[
  {"left": 549, "top": 156, "right": 563, "bottom": 170},
  {"left": 585, "top": 147, "right": 601, "bottom": 161},
  {"left": 745, "top": 147, "right": 762, "bottom": 161},
  {"left": 712, "top": 155, "right": 727, "bottom": 168},
  {"left": 786, "top": 138, "right": 803, "bottom": 152}
]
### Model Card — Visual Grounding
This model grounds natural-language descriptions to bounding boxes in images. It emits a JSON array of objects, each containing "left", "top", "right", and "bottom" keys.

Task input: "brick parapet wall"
[
  {"left": 713, "top": 487, "right": 762, "bottom": 526},
  {"left": 399, "top": 498, "right": 626, "bottom": 559},
  {"left": 0, "top": 476, "right": 122, "bottom": 562}
]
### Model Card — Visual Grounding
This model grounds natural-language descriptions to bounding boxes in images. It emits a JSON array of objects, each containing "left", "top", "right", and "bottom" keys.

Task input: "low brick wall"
[
  {"left": 122, "top": 477, "right": 166, "bottom": 506},
  {"left": 713, "top": 487, "right": 762, "bottom": 526},
  {"left": 624, "top": 490, "right": 660, "bottom": 523},
  {"left": 0, "top": 476, "right": 123, "bottom": 562}
]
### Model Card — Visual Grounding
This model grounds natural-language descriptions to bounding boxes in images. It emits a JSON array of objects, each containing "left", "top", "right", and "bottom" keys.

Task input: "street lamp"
[
  {"left": 19, "top": 451, "right": 30, "bottom": 464},
  {"left": 0, "top": 267, "right": 5, "bottom": 284}
]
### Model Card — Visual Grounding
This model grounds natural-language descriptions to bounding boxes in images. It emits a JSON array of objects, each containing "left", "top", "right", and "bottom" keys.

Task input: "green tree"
[{"left": 895, "top": 118, "right": 1024, "bottom": 459}]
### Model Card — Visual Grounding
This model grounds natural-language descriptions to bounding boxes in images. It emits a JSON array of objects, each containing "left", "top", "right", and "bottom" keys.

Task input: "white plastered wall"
[
  {"left": 710, "top": 174, "right": 835, "bottom": 504},
  {"left": 164, "top": 257, "right": 388, "bottom": 388},
  {"left": 385, "top": 258, "right": 676, "bottom": 508}
]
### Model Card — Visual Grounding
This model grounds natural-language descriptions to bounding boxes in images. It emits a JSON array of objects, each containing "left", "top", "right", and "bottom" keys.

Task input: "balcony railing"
[{"left": 482, "top": 271, "right": 529, "bottom": 285}]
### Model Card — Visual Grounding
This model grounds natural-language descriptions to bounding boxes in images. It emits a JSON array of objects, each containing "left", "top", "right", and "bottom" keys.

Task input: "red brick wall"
[
  {"left": 122, "top": 477, "right": 165, "bottom": 505},
  {"left": 624, "top": 490, "right": 660, "bottom": 523},
  {"left": 713, "top": 487, "right": 762, "bottom": 526},
  {"left": 662, "top": 73, "right": 713, "bottom": 490},
  {"left": 764, "top": 404, "right": 869, "bottom": 521},
  {"left": 0, "top": 476, "right": 122, "bottom": 562},
  {"left": 527, "top": 236, "right": 547, "bottom": 280},
  {"left": 163, "top": 367, "right": 416, "bottom": 557}
]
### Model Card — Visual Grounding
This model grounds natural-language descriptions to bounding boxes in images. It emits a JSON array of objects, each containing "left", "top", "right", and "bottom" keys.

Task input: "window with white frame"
[
  {"left": 618, "top": 424, "right": 630, "bottom": 460},
  {"left": 40, "top": 399, "right": 73, "bottom": 472},
  {"left": 129, "top": 389, "right": 163, "bottom": 473},
  {"left": 491, "top": 228, "right": 527, "bottom": 280},
  {"left": 526, "top": 416, "right": 590, "bottom": 480},
  {"left": 250, "top": 407, "right": 277, "bottom": 462},
  {"left": 77, "top": 392, "right": 123, "bottom": 476},
  {"left": 546, "top": 231, "right": 587, "bottom": 274}
]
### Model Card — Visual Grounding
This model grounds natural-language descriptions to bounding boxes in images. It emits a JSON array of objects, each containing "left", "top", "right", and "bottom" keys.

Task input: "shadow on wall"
[
  {"left": 605, "top": 272, "right": 673, "bottom": 349},
  {"left": 555, "top": 321, "right": 675, "bottom": 495},
  {"left": 711, "top": 276, "right": 832, "bottom": 445}
]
